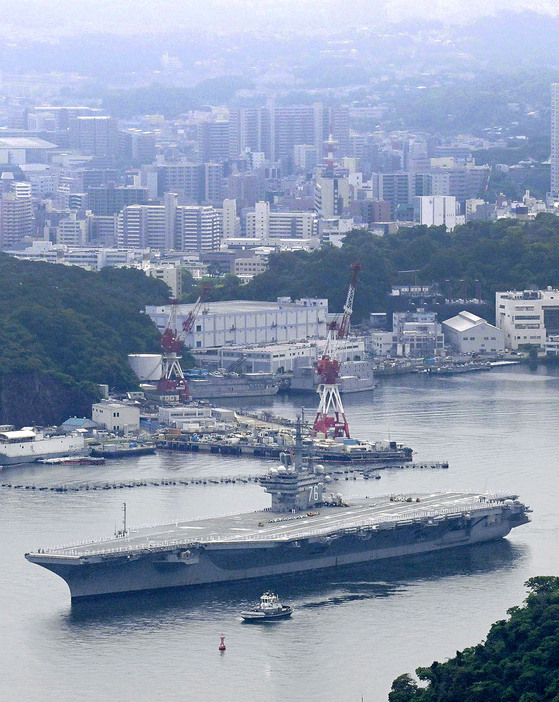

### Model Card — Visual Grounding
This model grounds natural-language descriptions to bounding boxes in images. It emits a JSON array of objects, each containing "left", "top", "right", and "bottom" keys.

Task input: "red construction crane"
[
  {"left": 313, "top": 262, "right": 361, "bottom": 439},
  {"left": 157, "top": 284, "right": 211, "bottom": 402}
]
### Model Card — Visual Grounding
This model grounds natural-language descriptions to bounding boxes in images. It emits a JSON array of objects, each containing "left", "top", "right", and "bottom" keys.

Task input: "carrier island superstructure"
[{"left": 25, "top": 436, "right": 530, "bottom": 601}]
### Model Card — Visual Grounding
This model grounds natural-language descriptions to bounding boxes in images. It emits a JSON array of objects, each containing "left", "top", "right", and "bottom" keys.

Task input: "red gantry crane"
[
  {"left": 157, "top": 284, "right": 210, "bottom": 402},
  {"left": 313, "top": 262, "right": 361, "bottom": 439}
]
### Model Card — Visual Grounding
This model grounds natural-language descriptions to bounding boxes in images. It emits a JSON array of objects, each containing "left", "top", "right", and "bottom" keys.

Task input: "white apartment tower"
[
  {"left": 174, "top": 206, "right": 221, "bottom": 252},
  {"left": 0, "top": 180, "right": 33, "bottom": 249},
  {"left": 222, "top": 199, "right": 239, "bottom": 239},
  {"left": 56, "top": 212, "right": 86, "bottom": 246}
]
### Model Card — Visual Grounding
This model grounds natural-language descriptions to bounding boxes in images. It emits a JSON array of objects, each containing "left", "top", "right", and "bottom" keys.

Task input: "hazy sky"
[{"left": 0, "top": 0, "right": 557, "bottom": 38}]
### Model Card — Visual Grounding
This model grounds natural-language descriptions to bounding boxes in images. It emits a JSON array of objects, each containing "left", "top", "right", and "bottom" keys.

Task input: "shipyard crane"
[
  {"left": 157, "top": 284, "right": 211, "bottom": 402},
  {"left": 313, "top": 262, "right": 361, "bottom": 439}
]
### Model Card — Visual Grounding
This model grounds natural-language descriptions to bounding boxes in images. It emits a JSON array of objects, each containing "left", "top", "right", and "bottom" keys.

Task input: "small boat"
[
  {"left": 240, "top": 592, "right": 293, "bottom": 622},
  {"left": 90, "top": 442, "right": 156, "bottom": 458},
  {"left": 37, "top": 456, "right": 106, "bottom": 465}
]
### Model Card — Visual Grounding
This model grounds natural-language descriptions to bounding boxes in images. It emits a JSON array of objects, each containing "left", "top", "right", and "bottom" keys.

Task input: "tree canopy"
[
  {"left": 192, "top": 214, "right": 559, "bottom": 323},
  {"left": 0, "top": 255, "right": 169, "bottom": 424},
  {"left": 389, "top": 576, "right": 559, "bottom": 702}
]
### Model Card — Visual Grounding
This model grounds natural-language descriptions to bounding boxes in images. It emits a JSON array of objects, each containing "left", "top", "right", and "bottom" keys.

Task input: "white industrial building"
[
  {"left": 146, "top": 298, "right": 328, "bottom": 350},
  {"left": 371, "top": 311, "right": 445, "bottom": 358},
  {"left": 192, "top": 338, "right": 365, "bottom": 374},
  {"left": 413, "top": 196, "right": 457, "bottom": 230},
  {"left": 496, "top": 288, "right": 559, "bottom": 350},
  {"left": 442, "top": 311, "right": 504, "bottom": 354},
  {"left": 92, "top": 401, "right": 140, "bottom": 433}
]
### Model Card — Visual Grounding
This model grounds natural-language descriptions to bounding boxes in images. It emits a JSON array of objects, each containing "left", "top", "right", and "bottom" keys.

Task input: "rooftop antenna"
[
  {"left": 294, "top": 415, "right": 303, "bottom": 472},
  {"left": 115, "top": 502, "right": 128, "bottom": 538}
]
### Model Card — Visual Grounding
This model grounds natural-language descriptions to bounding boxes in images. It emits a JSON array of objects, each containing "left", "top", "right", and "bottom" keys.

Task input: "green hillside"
[
  {"left": 389, "top": 576, "right": 559, "bottom": 702},
  {"left": 0, "top": 255, "right": 169, "bottom": 426},
  {"left": 191, "top": 213, "right": 559, "bottom": 323}
]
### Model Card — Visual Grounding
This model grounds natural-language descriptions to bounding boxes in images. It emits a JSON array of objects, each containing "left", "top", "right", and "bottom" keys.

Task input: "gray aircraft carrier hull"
[{"left": 25, "top": 492, "right": 530, "bottom": 600}]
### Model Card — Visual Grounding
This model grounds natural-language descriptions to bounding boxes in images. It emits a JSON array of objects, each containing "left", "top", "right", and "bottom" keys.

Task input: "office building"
[
  {"left": 496, "top": 288, "right": 559, "bottom": 350},
  {"left": 229, "top": 103, "right": 349, "bottom": 164},
  {"left": 370, "top": 173, "right": 410, "bottom": 219},
  {"left": 413, "top": 196, "right": 457, "bottom": 230},
  {"left": 314, "top": 176, "right": 351, "bottom": 217}
]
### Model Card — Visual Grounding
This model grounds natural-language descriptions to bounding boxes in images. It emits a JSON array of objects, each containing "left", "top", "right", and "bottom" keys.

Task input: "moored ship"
[
  {"left": 25, "top": 429, "right": 530, "bottom": 601},
  {"left": 0, "top": 428, "right": 86, "bottom": 467},
  {"left": 186, "top": 371, "right": 279, "bottom": 399}
]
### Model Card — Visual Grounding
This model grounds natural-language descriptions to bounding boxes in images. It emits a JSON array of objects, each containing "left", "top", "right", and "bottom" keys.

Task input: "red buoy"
[{"left": 218, "top": 634, "right": 226, "bottom": 651}]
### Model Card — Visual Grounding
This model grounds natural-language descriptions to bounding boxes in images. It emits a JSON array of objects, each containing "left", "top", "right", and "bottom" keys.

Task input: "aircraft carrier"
[{"left": 25, "top": 435, "right": 530, "bottom": 600}]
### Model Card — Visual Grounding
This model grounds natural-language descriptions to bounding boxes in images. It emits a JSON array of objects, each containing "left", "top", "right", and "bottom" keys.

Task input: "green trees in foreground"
[{"left": 389, "top": 576, "right": 559, "bottom": 702}]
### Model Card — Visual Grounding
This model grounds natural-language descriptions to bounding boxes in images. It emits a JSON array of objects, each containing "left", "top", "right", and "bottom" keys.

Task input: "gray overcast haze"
[{"left": 0, "top": 0, "right": 557, "bottom": 37}]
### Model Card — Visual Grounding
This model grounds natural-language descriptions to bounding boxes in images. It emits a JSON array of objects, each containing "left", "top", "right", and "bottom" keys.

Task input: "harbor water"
[{"left": 2, "top": 365, "right": 559, "bottom": 702}]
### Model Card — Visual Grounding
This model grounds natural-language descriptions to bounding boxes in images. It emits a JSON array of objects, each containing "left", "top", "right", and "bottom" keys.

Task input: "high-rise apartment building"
[
  {"left": 0, "top": 181, "right": 34, "bottom": 249},
  {"left": 174, "top": 206, "right": 221, "bottom": 253},
  {"left": 118, "top": 192, "right": 177, "bottom": 250},
  {"left": 119, "top": 198, "right": 220, "bottom": 253},
  {"left": 56, "top": 212, "right": 86, "bottom": 246},
  {"left": 229, "top": 103, "right": 349, "bottom": 166},
  {"left": 204, "top": 163, "right": 224, "bottom": 204},
  {"left": 246, "top": 201, "right": 318, "bottom": 239},
  {"left": 70, "top": 116, "right": 119, "bottom": 158},
  {"left": 88, "top": 184, "right": 148, "bottom": 216},
  {"left": 156, "top": 162, "right": 204, "bottom": 201},
  {"left": 221, "top": 199, "right": 239, "bottom": 240},
  {"left": 119, "top": 129, "right": 156, "bottom": 165},
  {"left": 198, "top": 121, "right": 230, "bottom": 162}
]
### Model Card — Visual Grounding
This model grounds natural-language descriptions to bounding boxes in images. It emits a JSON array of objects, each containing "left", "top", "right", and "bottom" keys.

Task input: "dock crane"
[
  {"left": 157, "top": 284, "right": 210, "bottom": 402},
  {"left": 313, "top": 262, "right": 361, "bottom": 439}
]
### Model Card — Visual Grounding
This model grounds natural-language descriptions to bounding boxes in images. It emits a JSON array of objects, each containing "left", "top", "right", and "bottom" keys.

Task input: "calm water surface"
[{"left": 2, "top": 365, "right": 558, "bottom": 702}]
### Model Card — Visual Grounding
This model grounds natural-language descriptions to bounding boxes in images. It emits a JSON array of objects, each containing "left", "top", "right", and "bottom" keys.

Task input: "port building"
[
  {"left": 92, "top": 401, "right": 140, "bottom": 433},
  {"left": 146, "top": 298, "right": 328, "bottom": 349},
  {"left": 496, "top": 288, "right": 559, "bottom": 350},
  {"left": 442, "top": 311, "right": 504, "bottom": 354}
]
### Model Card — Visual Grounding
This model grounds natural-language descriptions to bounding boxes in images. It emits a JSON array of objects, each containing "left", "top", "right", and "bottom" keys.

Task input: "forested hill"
[
  {"left": 0, "top": 255, "right": 169, "bottom": 426},
  {"left": 198, "top": 214, "right": 559, "bottom": 323},
  {"left": 389, "top": 576, "right": 559, "bottom": 702}
]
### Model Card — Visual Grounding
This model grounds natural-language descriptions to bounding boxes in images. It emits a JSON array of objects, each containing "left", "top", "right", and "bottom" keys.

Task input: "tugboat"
[{"left": 240, "top": 592, "right": 293, "bottom": 622}]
